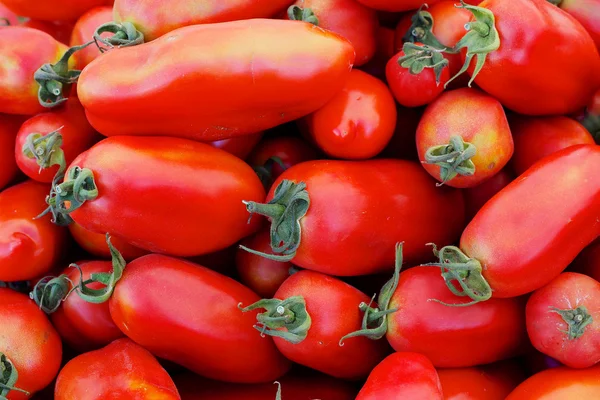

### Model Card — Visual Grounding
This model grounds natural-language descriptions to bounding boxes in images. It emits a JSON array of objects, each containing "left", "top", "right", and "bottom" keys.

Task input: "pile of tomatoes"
[{"left": 1, "top": 0, "right": 600, "bottom": 399}]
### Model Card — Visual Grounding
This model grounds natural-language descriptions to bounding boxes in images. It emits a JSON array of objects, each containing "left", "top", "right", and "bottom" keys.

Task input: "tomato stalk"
[
  {"left": 581, "top": 113, "right": 600, "bottom": 144},
  {"left": 550, "top": 305, "right": 593, "bottom": 340},
  {"left": 0, "top": 354, "right": 29, "bottom": 400},
  {"left": 239, "top": 295, "right": 311, "bottom": 344},
  {"left": 253, "top": 156, "right": 287, "bottom": 190},
  {"left": 398, "top": 43, "right": 450, "bottom": 84},
  {"left": 287, "top": 5, "right": 319, "bottom": 25},
  {"left": 274, "top": 381, "right": 282, "bottom": 400},
  {"left": 423, "top": 135, "right": 477, "bottom": 186},
  {"left": 22, "top": 128, "right": 67, "bottom": 176},
  {"left": 240, "top": 180, "right": 310, "bottom": 262},
  {"left": 402, "top": 5, "right": 452, "bottom": 52}
]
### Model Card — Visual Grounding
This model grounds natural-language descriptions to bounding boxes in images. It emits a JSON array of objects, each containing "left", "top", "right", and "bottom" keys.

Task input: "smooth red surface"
[
  {"left": 20, "top": 20, "right": 73, "bottom": 44},
  {"left": 0, "top": 114, "right": 21, "bottom": 190},
  {"left": 506, "top": 364, "right": 600, "bottom": 399},
  {"left": 355, "top": 0, "right": 442, "bottom": 12},
  {"left": 206, "top": 131, "right": 263, "bottom": 160},
  {"left": 0, "top": 3, "right": 19, "bottom": 25},
  {"left": 558, "top": 0, "right": 600, "bottom": 51},
  {"left": 571, "top": 238, "right": 600, "bottom": 282},
  {"left": 68, "top": 222, "right": 148, "bottom": 262},
  {"left": 1, "top": 0, "right": 111, "bottom": 21},
  {"left": 69, "top": 6, "right": 113, "bottom": 69}
]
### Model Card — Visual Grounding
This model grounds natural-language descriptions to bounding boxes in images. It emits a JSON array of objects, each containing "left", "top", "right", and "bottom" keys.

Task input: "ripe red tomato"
[
  {"left": 242, "top": 270, "right": 390, "bottom": 379},
  {"left": 77, "top": 20, "right": 355, "bottom": 141},
  {"left": 54, "top": 338, "right": 180, "bottom": 400},
  {"left": 0, "top": 288, "right": 62, "bottom": 400},
  {"left": 510, "top": 115, "right": 594, "bottom": 176},
  {"left": 69, "top": 6, "right": 113, "bottom": 69},
  {"left": 416, "top": 87, "right": 513, "bottom": 188},
  {"left": 553, "top": 0, "right": 600, "bottom": 51},
  {"left": 206, "top": 131, "right": 264, "bottom": 160},
  {"left": 0, "top": 180, "right": 68, "bottom": 281},
  {"left": 236, "top": 230, "right": 292, "bottom": 298},
  {"left": 20, "top": 20, "right": 73, "bottom": 44},
  {"left": 15, "top": 98, "right": 99, "bottom": 183},
  {"left": 526, "top": 272, "right": 600, "bottom": 368},
  {"left": 506, "top": 364, "right": 600, "bottom": 399},
  {"left": 287, "top": 0, "right": 378, "bottom": 66},
  {"left": 109, "top": 254, "right": 291, "bottom": 383},
  {"left": 301, "top": 69, "right": 397, "bottom": 159},
  {"left": 0, "top": 27, "right": 73, "bottom": 115},
  {"left": 51, "top": 136, "right": 265, "bottom": 257},
  {"left": 356, "top": 352, "right": 443, "bottom": 399},
  {"left": 1, "top": 0, "right": 111, "bottom": 21},
  {"left": 0, "top": 114, "right": 22, "bottom": 190},
  {"left": 463, "top": 168, "right": 514, "bottom": 221},
  {"left": 68, "top": 222, "right": 148, "bottom": 261},
  {"left": 242, "top": 159, "right": 464, "bottom": 276},
  {"left": 355, "top": 0, "right": 442, "bottom": 12},
  {"left": 570, "top": 238, "right": 600, "bottom": 282}
]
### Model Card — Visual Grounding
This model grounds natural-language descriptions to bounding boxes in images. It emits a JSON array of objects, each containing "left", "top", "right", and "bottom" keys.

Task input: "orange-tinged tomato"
[
  {"left": 0, "top": 0, "right": 111, "bottom": 21},
  {"left": 506, "top": 364, "right": 600, "bottom": 399}
]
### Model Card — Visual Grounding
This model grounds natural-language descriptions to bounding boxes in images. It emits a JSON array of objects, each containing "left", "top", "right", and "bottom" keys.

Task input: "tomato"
[
  {"left": 356, "top": 352, "right": 443, "bottom": 400},
  {"left": 0, "top": 180, "right": 68, "bottom": 281},
  {"left": 0, "top": 114, "right": 22, "bottom": 190},
  {"left": 523, "top": 349, "right": 563, "bottom": 375},
  {"left": 55, "top": 338, "right": 180, "bottom": 400},
  {"left": 241, "top": 270, "right": 390, "bottom": 379},
  {"left": 0, "top": 288, "right": 62, "bottom": 400},
  {"left": 463, "top": 168, "right": 513, "bottom": 221},
  {"left": 450, "top": 0, "right": 600, "bottom": 116},
  {"left": 77, "top": 20, "right": 355, "bottom": 141},
  {"left": 510, "top": 116, "right": 594, "bottom": 176},
  {"left": 571, "top": 238, "right": 600, "bottom": 282},
  {"left": 287, "top": 0, "right": 378, "bottom": 66},
  {"left": 241, "top": 159, "right": 464, "bottom": 276},
  {"left": 69, "top": 6, "right": 113, "bottom": 69},
  {"left": 553, "top": 0, "right": 600, "bottom": 52},
  {"left": 506, "top": 364, "right": 600, "bottom": 399},
  {"left": 380, "top": 105, "right": 422, "bottom": 161},
  {"left": 48, "top": 136, "right": 265, "bottom": 257},
  {"left": 526, "top": 272, "right": 600, "bottom": 368},
  {"left": 236, "top": 230, "right": 292, "bottom": 298},
  {"left": 301, "top": 69, "right": 397, "bottom": 159},
  {"left": 0, "top": 27, "right": 73, "bottom": 115},
  {"left": 114, "top": 0, "right": 294, "bottom": 41},
  {"left": 355, "top": 0, "right": 442, "bottom": 12},
  {"left": 68, "top": 222, "right": 148, "bottom": 261},
  {"left": 206, "top": 131, "right": 264, "bottom": 160},
  {"left": 582, "top": 89, "right": 600, "bottom": 143},
  {"left": 108, "top": 254, "right": 291, "bottom": 382},
  {"left": 360, "top": 26, "right": 396, "bottom": 81},
  {"left": 438, "top": 360, "right": 526, "bottom": 400},
  {"left": 15, "top": 98, "right": 99, "bottom": 183},
  {"left": 429, "top": 145, "right": 600, "bottom": 302},
  {"left": 21, "top": 20, "right": 73, "bottom": 44},
  {"left": 0, "top": 0, "right": 111, "bottom": 21},
  {"left": 0, "top": 3, "right": 19, "bottom": 26},
  {"left": 187, "top": 246, "right": 238, "bottom": 276}
]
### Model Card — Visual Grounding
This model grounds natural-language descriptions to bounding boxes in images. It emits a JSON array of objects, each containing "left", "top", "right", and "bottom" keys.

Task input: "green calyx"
[
  {"left": 444, "top": 0, "right": 500, "bottom": 88},
  {"left": 287, "top": 5, "right": 319, "bottom": 25},
  {"left": 403, "top": 5, "right": 451, "bottom": 51},
  {"left": 550, "top": 305, "right": 593, "bottom": 340},
  {"left": 22, "top": 129, "right": 66, "bottom": 176},
  {"left": 339, "top": 242, "right": 405, "bottom": 344},
  {"left": 30, "top": 274, "right": 72, "bottom": 314},
  {"left": 253, "top": 156, "right": 287, "bottom": 190},
  {"left": 424, "top": 244, "right": 491, "bottom": 306},
  {"left": 274, "top": 382, "right": 282, "bottom": 400},
  {"left": 424, "top": 135, "right": 476, "bottom": 186},
  {"left": 92, "top": 21, "right": 144, "bottom": 52},
  {"left": 239, "top": 180, "right": 310, "bottom": 262},
  {"left": 581, "top": 113, "right": 600, "bottom": 144},
  {"left": 239, "top": 295, "right": 311, "bottom": 344},
  {"left": 398, "top": 42, "right": 449, "bottom": 85},
  {"left": 38, "top": 165, "right": 98, "bottom": 226},
  {"left": 0, "top": 354, "right": 29, "bottom": 400}
]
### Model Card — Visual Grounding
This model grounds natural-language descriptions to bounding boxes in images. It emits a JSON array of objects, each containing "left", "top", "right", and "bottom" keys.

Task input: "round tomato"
[
  {"left": 506, "top": 364, "right": 600, "bottom": 399},
  {"left": 463, "top": 168, "right": 513, "bottom": 221},
  {"left": 0, "top": 114, "right": 22, "bottom": 190},
  {"left": 1, "top": 0, "right": 111, "bottom": 21},
  {"left": 301, "top": 69, "right": 397, "bottom": 159},
  {"left": 553, "top": 0, "right": 600, "bottom": 52},
  {"left": 416, "top": 87, "right": 513, "bottom": 188},
  {"left": 206, "top": 131, "right": 264, "bottom": 160},
  {"left": 69, "top": 6, "right": 113, "bottom": 69},
  {"left": 68, "top": 222, "right": 148, "bottom": 261}
]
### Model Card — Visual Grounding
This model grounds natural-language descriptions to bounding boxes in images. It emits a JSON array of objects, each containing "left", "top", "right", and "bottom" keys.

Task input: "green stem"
[
  {"left": 550, "top": 305, "right": 593, "bottom": 340},
  {"left": 287, "top": 5, "right": 319, "bottom": 25},
  {"left": 253, "top": 156, "right": 287, "bottom": 190},
  {"left": 30, "top": 274, "right": 73, "bottom": 314},
  {"left": 274, "top": 382, "right": 282, "bottom": 400},
  {"left": 398, "top": 42, "right": 449, "bottom": 85},
  {"left": 581, "top": 113, "right": 600, "bottom": 144},
  {"left": 402, "top": 5, "right": 454, "bottom": 52},
  {"left": 423, "top": 135, "right": 477, "bottom": 186},
  {"left": 22, "top": 129, "right": 67, "bottom": 177},
  {"left": 0, "top": 354, "right": 29, "bottom": 399}
]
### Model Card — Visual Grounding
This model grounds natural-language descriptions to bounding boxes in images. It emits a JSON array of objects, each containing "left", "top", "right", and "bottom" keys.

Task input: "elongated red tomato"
[
  {"left": 15, "top": 98, "right": 99, "bottom": 183},
  {"left": 506, "top": 364, "right": 600, "bottom": 399},
  {"left": 51, "top": 136, "right": 265, "bottom": 257},
  {"left": 242, "top": 159, "right": 464, "bottom": 276},
  {"left": 114, "top": 0, "right": 294, "bottom": 41},
  {"left": 416, "top": 88, "right": 513, "bottom": 188},
  {"left": 431, "top": 145, "right": 600, "bottom": 302},
  {"left": 571, "top": 238, "right": 600, "bottom": 282},
  {"left": 526, "top": 272, "right": 600, "bottom": 368},
  {"left": 68, "top": 222, "right": 148, "bottom": 261},
  {"left": 206, "top": 131, "right": 264, "bottom": 160},
  {"left": 510, "top": 115, "right": 594, "bottom": 176},
  {"left": 0, "top": 180, "right": 68, "bottom": 281},
  {"left": 69, "top": 6, "right": 113, "bottom": 69},
  {"left": 356, "top": 353, "right": 443, "bottom": 399},
  {"left": 78, "top": 20, "right": 355, "bottom": 141},
  {"left": 241, "top": 270, "right": 390, "bottom": 380},
  {"left": 0, "top": 27, "right": 73, "bottom": 115},
  {"left": 55, "top": 338, "right": 180, "bottom": 400},
  {"left": 0, "top": 114, "right": 21, "bottom": 190},
  {"left": 463, "top": 168, "right": 513, "bottom": 221},
  {"left": 302, "top": 69, "right": 397, "bottom": 159},
  {"left": 109, "top": 255, "right": 291, "bottom": 383},
  {"left": 0, "top": 288, "right": 62, "bottom": 400},
  {"left": 355, "top": 0, "right": 441, "bottom": 12},
  {"left": 1, "top": 0, "right": 111, "bottom": 21},
  {"left": 553, "top": 0, "right": 600, "bottom": 51}
]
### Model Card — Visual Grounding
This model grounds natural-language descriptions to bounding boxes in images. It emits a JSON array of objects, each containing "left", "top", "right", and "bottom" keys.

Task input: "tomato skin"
[
  {"left": 268, "top": 159, "right": 464, "bottom": 276},
  {"left": 206, "top": 131, "right": 264, "bottom": 160},
  {"left": 0, "top": 114, "right": 22, "bottom": 190},
  {"left": 571, "top": 238, "right": 600, "bottom": 282},
  {"left": 461, "top": 145, "right": 600, "bottom": 298},
  {"left": 0, "top": 180, "right": 68, "bottom": 281},
  {"left": 469, "top": 0, "right": 600, "bottom": 116},
  {"left": 506, "top": 364, "right": 600, "bottom": 399},
  {"left": 356, "top": 352, "right": 443, "bottom": 400},
  {"left": 109, "top": 254, "right": 291, "bottom": 383},
  {"left": 15, "top": 98, "right": 99, "bottom": 183},
  {"left": 69, "top": 6, "right": 113, "bottom": 69},
  {"left": 0, "top": 27, "right": 74, "bottom": 116},
  {"left": 387, "top": 266, "right": 526, "bottom": 367},
  {"left": 510, "top": 116, "right": 594, "bottom": 176},
  {"left": 302, "top": 69, "right": 397, "bottom": 159},
  {"left": 78, "top": 20, "right": 355, "bottom": 141},
  {"left": 0, "top": 3, "right": 19, "bottom": 26},
  {"left": 236, "top": 230, "right": 291, "bottom": 298},
  {"left": 68, "top": 222, "right": 148, "bottom": 262},
  {"left": 247, "top": 136, "right": 318, "bottom": 182},
  {"left": 21, "top": 20, "right": 73, "bottom": 44},
  {"left": 55, "top": 338, "right": 180, "bottom": 400},
  {"left": 416, "top": 87, "right": 513, "bottom": 188},
  {"left": 355, "top": 0, "right": 442, "bottom": 12},
  {"left": 360, "top": 26, "right": 396, "bottom": 81},
  {"left": 0, "top": 288, "right": 62, "bottom": 400},
  {"left": 1, "top": 0, "right": 111, "bottom": 21},
  {"left": 114, "top": 0, "right": 293, "bottom": 41},
  {"left": 287, "top": 0, "right": 378, "bottom": 66},
  {"left": 269, "top": 270, "right": 390, "bottom": 379},
  {"left": 463, "top": 168, "right": 513, "bottom": 221},
  {"left": 66, "top": 136, "right": 265, "bottom": 257},
  {"left": 526, "top": 272, "right": 600, "bottom": 368},
  {"left": 557, "top": 0, "right": 600, "bottom": 51}
]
